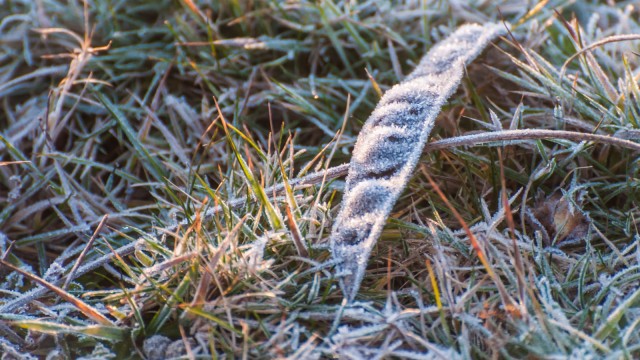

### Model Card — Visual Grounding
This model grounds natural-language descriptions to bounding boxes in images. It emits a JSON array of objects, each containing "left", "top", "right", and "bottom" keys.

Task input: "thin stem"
[{"left": 423, "top": 128, "right": 640, "bottom": 153}]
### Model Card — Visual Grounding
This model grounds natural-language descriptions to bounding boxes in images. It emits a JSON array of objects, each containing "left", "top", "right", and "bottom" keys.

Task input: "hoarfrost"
[{"left": 143, "top": 335, "right": 172, "bottom": 360}]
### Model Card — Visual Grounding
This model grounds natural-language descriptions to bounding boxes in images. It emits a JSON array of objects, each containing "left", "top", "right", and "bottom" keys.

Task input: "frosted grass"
[{"left": 330, "top": 22, "right": 508, "bottom": 301}]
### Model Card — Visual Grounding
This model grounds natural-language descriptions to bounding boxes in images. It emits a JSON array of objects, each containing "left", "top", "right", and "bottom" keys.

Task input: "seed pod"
[{"left": 330, "top": 22, "right": 508, "bottom": 301}]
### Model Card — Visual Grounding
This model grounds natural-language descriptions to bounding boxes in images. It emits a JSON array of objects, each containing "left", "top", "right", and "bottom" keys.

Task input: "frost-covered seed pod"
[{"left": 330, "top": 22, "right": 508, "bottom": 301}]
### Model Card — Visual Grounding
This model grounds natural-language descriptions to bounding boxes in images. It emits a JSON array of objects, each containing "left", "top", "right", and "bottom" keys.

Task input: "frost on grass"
[{"left": 330, "top": 22, "right": 507, "bottom": 301}]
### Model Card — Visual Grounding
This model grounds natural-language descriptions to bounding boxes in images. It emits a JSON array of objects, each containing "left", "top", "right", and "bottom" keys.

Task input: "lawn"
[{"left": 1, "top": 0, "right": 640, "bottom": 358}]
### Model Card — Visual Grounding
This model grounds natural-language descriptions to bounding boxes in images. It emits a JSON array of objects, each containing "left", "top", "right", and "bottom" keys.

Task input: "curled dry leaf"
[
  {"left": 330, "top": 22, "right": 508, "bottom": 301},
  {"left": 530, "top": 190, "right": 590, "bottom": 246}
]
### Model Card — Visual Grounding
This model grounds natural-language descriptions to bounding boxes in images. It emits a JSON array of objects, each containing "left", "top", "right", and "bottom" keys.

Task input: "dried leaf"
[{"left": 531, "top": 190, "right": 590, "bottom": 246}]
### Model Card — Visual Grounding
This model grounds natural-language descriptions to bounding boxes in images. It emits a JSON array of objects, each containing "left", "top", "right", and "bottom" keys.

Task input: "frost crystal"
[
  {"left": 330, "top": 23, "right": 508, "bottom": 301},
  {"left": 143, "top": 335, "right": 172, "bottom": 360}
]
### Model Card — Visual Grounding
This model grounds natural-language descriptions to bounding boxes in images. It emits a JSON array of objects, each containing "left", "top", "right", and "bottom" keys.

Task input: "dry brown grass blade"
[
  {"left": 285, "top": 204, "right": 308, "bottom": 257},
  {"left": 497, "top": 148, "right": 527, "bottom": 318},
  {"left": 0, "top": 161, "right": 31, "bottom": 166},
  {"left": 63, "top": 214, "right": 109, "bottom": 290},
  {"left": 0, "top": 259, "right": 115, "bottom": 326}
]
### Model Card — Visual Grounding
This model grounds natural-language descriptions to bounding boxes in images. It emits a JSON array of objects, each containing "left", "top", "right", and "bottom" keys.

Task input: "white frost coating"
[{"left": 330, "top": 22, "right": 508, "bottom": 301}]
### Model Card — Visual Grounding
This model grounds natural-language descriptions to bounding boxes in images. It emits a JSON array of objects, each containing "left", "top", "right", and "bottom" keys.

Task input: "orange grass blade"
[{"left": 0, "top": 259, "right": 115, "bottom": 326}]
